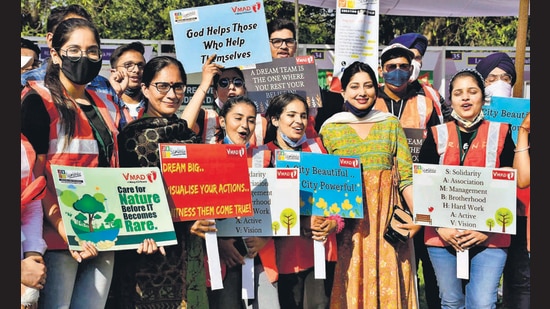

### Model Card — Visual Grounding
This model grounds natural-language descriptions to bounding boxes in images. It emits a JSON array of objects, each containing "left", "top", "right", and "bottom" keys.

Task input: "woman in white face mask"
[
  {"left": 476, "top": 51, "right": 531, "bottom": 309},
  {"left": 475, "top": 52, "right": 517, "bottom": 103}
]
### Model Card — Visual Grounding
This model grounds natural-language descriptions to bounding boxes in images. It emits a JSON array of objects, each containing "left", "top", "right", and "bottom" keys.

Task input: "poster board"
[
  {"left": 50, "top": 165, "right": 177, "bottom": 251},
  {"left": 215, "top": 167, "right": 301, "bottom": 237},
  {"left": 159, "top": 143, "right": 253, "bottom": 221},
  {"left": 482, "top": 96, "right": 530, "bottom": 143},
  {"left": 240, "top": 56, "right": 322, "bottom": 113},
  {"left": 413, "top": 163, "right": 517, "bottom": 234},
  {"left": 274, "top": 150, "right": 363, "bottom": 218},
  {"left": 403, "top": 128, "right": 427, "bottom": 163},
  {"left": 170, "top": 0, "right": 271, "bottom": 73}
]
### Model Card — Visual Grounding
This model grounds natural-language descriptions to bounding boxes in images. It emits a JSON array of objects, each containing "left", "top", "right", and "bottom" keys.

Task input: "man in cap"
[
  {"left": 374, "top": 43, "right": 444, "bottom": 128},
  {"left": 389, "top": 33, "right": 428, "bottom": 83},
  {"left": 386, "top": 34, "right": 445, "bottom": 309},
  {"left": 476, "top": 52, "right": 530, "bottom": 309},
  {"left": 390, "top": 33, "right": 452, "bottom": 121}
]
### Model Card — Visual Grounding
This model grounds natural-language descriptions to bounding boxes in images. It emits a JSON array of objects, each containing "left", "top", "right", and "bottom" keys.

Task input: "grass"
[{"left": 417, "top": 261, "right": 428, "bottom": 308}]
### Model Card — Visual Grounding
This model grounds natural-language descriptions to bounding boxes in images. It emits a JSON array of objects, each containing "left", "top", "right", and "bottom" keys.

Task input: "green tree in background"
[{"left": 21, "top": 0, "right": 529, "bottom": 47}]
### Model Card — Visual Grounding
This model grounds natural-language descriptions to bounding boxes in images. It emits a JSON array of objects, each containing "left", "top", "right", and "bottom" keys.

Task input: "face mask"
[
  {"left": 223, "top": 135, "right": 249, "bottom": 149},
  {"left": 485, "top": 80, "right": 512, "bottom": 101},
  {"left": 344, "top": 100, "right": 373, "bottom": 118},
  {"left": 451, "top": 109, "right": 485, "bottom": 129},
  {"left": 409, "top": 59, "right": 421, "bottom": 82},
  {"left": 124, "top": 87, "right": 141, "bottom": 98},
  {"left": 61, "top": 56, "right": 102, "bottom": 85},
  {"left": 280, "top": 132, "right": 307, "bottom": 148},
  {"left": 383, "top": 69, "right": 410, "bottom": 87}
]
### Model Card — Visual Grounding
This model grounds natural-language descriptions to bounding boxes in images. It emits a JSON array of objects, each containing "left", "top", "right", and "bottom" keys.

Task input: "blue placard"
[
  {"left": 482, "top": 96, "right": 530, "bottom": 143},
  {"left": 169, "top": 0, "right": 272, "bottom": 73},
  {"left": 275, "top": 150, "right": 364, "bottom": 218}
]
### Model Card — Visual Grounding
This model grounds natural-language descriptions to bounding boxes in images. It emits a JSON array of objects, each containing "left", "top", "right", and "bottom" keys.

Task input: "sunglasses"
[
  {"left": 218, "top": 77, "right": 244, "bottom": 89},
  {"left": 384, "top": 63, "right": 411, "bottom": 72}
]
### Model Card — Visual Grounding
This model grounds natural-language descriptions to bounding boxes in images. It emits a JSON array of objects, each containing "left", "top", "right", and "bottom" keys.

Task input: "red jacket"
[
  {"left": 425, "top": 121, "right": 511, "bottom": 248},
  {"left": 22, "top": 81, "right": 120, "bottom": 249}
]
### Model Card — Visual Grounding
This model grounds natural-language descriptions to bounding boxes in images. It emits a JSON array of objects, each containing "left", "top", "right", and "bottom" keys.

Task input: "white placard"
[{"left": 413, "top": 164, "right": 517, "bottom": 234}]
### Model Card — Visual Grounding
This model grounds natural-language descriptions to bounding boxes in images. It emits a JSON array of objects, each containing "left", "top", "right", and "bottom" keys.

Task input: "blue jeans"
[
  {"left": 39, "top": 250, "right": 114, "bottom": 309},
  {"left": 428, "top": 246, "right": 507, "bottom": 309}
]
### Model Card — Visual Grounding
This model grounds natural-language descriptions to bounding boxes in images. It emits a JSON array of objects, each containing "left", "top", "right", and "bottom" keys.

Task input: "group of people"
[{"left": 20, "top": 3, "right": 530, "bottom": 309}]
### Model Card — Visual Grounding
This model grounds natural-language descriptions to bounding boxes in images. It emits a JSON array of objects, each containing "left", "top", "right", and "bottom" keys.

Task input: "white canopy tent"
[
  {"left": 284, "top": 0, "right": 528, "bottom": 17},
  {"left": 283, "top": 0, "right": 530, "bottom": 97}
]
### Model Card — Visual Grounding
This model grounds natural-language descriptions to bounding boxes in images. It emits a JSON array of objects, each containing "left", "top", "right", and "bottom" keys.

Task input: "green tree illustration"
[
  {"left": 486, "top": 218, "right": 496, "bottom": 231},
  {"left": 272, "top": 221, "right": 281, "bottom": 235},
  {"left": 495, "top": 207, "right": 514, "bottom": 233},
  {"left": 104, "top": 213, "right": 116, "bottom": 228},
  {"left": 113, "top": 218, "right": 123, "bottom": 229},
  {"left": 75, "top": 213, "right": 87, "bottom": 226},
  {"left": 73, "top": 194, "right": 106, "bottom": 232},
  {"left": 280, "top": 208, "right": 298, "bottom": 235}
]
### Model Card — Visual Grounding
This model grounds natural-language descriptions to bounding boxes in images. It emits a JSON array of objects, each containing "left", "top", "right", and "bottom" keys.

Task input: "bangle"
[
  {"left": 519, "top": 126, "right": 530, "bottom": 133},
  {"left": 328, "top": 214, "right": 345, "bottom": 233},
  {"left": 514, "top": 146, "right": 530, "bottom": 153}
]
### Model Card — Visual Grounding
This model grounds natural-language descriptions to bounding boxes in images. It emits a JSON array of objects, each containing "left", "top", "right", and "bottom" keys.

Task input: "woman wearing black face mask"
[{"left": 20, "top": 18, "right": 136, "bottom": 309}]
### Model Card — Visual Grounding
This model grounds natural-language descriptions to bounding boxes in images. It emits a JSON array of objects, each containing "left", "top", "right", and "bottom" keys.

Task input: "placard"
[
  {"left": 159, "top": 143, "right": 253, "bottom": 221},
  {"left": 482, "top": 96, "right": 530, "bottom": 143},
  {"left": 240, "top": 56, "right": 322, "bottom": 113},
  {"left": 216, "top": 167, "right": 301, "bottom": 237},
  {"left": 170, "top": 0, "right": 271, "bottom": 73},
  {"left": 403, "top": 128, "right": 427, "bottom": 163},
  {"left": 413, "top": 163, "right": 517, "bottom": 234},
  {"left": 275, "top": 150, "right": 363, "bottom": 218},
  {"left": 50, "top": 165, "right": 177, "bottom": 251}
]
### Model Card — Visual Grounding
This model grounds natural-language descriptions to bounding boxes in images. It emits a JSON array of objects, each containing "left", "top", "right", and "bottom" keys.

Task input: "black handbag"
[{"left": 384, "top": 156, "right": 413, "bottom": 245}]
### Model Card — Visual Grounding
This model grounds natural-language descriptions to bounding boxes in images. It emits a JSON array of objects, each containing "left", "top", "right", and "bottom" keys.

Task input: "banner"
[
  {"left": 159, "top": 143, "right": 253, "bottom": 221},
  {"left": 331, "top": 0, "right": 380, "bottom": 92},
  {"left": 50, "top": 165, "right": 177, "bottom": 251},
  {"left": 275, "top": 150, "right": 363, "bottom": 218}
]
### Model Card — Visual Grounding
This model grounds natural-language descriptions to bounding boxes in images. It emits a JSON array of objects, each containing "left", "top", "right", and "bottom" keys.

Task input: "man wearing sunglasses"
[{"left": 374, "top": 43, "right": 443, "bottom": 129}]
